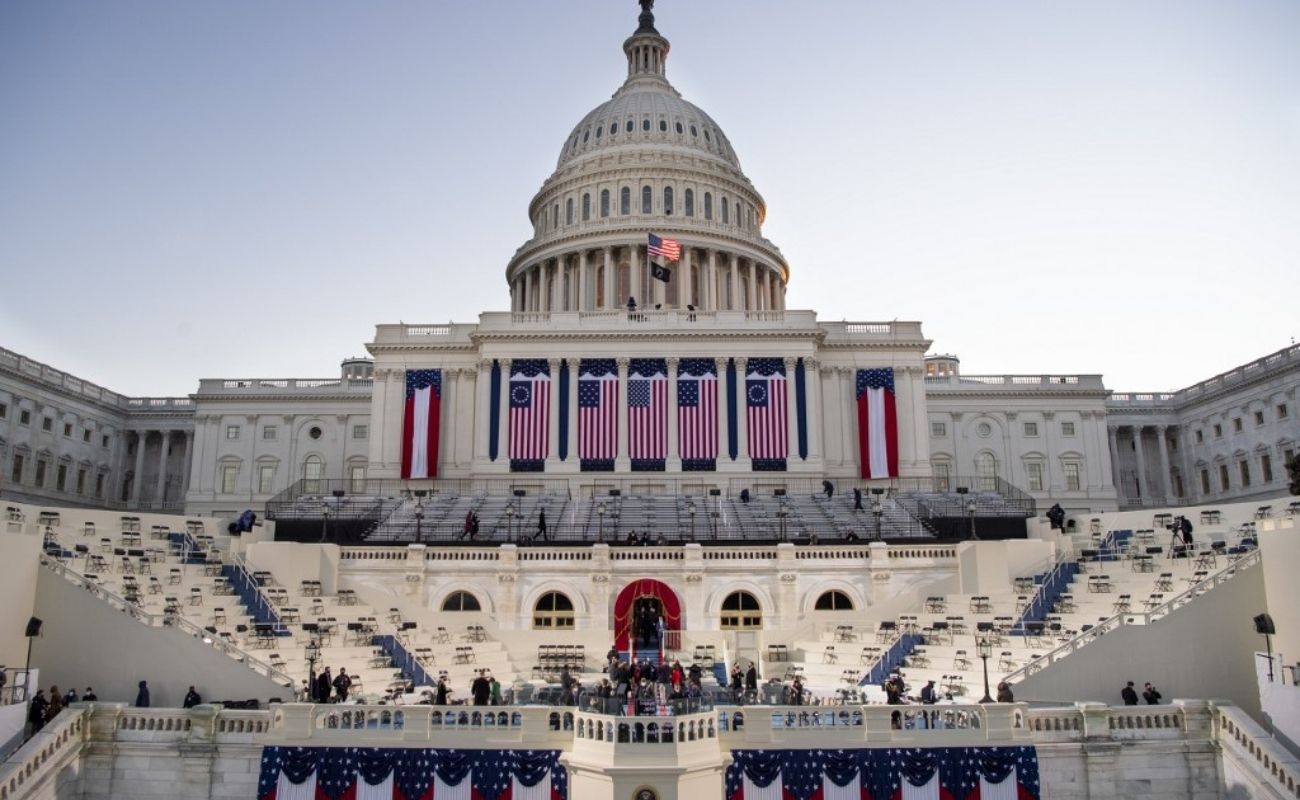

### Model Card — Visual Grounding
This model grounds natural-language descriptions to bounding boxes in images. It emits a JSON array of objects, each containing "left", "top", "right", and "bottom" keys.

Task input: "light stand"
[
  {"left": 871, "top": 498, "right": 883, "bottom": 541},
  {"left": 597, "top": 503, "right": 606, "bottom": 542},
  {"left": 306, "top": 638, "right": 320, "bottom": 702},
  {"left": 688, "top": 502, "right": 696, "bottom": 541},
  {"left": 966, "top": 500, "right": 978, "bottom": 541},
  {"left": 320, "top": 506, "right": 330, "bottom": 543},
  {"left": 22, "top": 617, "right": 41, "bottom": 730},
  {"left": 977, "top": 636, "right": 994, "bottom": 703},
  {"left": 506, "top": 504, "right": 515, "bottom": 543},
  {"left": 414, "top": 500, "right": 425, "bottom": 543}
]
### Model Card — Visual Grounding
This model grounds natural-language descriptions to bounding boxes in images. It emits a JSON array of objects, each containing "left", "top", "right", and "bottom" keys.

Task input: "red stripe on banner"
[
  {"left": 857, "top": 390, "right": 871, "bottom": 480},
  {"left": 883, "top": 386, "right": 898, "bottom": 478},
  {"left": 401, "top": 395, "right": 415, "bottom": 480},
  {"left": 427, "top": 387, "right": 441, "bottom": 479}
]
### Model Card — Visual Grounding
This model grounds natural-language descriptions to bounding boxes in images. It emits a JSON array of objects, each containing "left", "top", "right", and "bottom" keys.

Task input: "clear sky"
[{"left": 2, "top": 1, "right": 1297, "bottom": 397}]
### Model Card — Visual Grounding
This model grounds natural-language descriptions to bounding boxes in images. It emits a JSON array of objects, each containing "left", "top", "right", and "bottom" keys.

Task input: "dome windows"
[
  {"left": 735, "top": 202, "right": 741, "bottom": 227},
  {"left": 595, "top": 125, "right": 603, "bottom": 138},
  {"left": 690, "top": 125, "right": 698, "bottom": 137},
  {"left": 641, "top": 185, "right": 652, "bottom": 214},
  {"left": 675, "top": 121, "right": 684, "bottom": 135},
  {"left": 684, "top": 189, "right": 694, "bottom": 217},
  {"left": 703, "top": 129, "right": 711, "bottom": 142},
  {"left": 721, "top": 196, "right": 729, "bottom": 224},
  {"left": 620, "top": 187, "right": 631, "bottom": 215},
  {"left": 566, "top": 198, "right": 574, "bottom": 226},
  {"left": 600, "top": 189, "right": 610, "bottom": 218},
  {"left": 703, "top": 192, "right": 713, "bottom": 221},
  {"left": 642, "top": 118, "right": 651, "bottom": 132},
  {"left": 663, "top": 187, "right": 674, "bottom": 216},
  {"left": 583, "top": 130, "right": 590, "bottom": 143},
  {"left": 627, "top": 119, "right": 634, "bottom": 133},
  {"left": 582, "top": 193, "right": 591, "bottom": 222},
  {"left": 552, "top": 203, "right": 559, "bottom": 230},
  {"left": 659, "top": 119, "right": 667, "bottom": 132}
]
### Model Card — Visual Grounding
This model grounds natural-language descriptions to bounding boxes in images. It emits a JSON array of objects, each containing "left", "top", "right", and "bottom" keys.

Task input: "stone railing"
[
  {"left": 1215, "top": 703, "right": 1300, "bottom": 799},
  {"left": 1112, "top": 343, "right": 1300, "bottom": 407},
  {"left": 1004, "top": 549, "right": 1260, "bottom": 683},
  {"left": 336, "top": 542, "right": 959, "bottom": 566},
  {"left": 574, "top": 709, "right": 718, "bottom": 749},
  {"left": 197, "top": 378, "right": 373, "bottom": 395},
  {"left": 0, "top": 346, "right": 191, "bottom": 414},
  {"left": 925, "top": 373, "right": 1106, "bottom": 391},
  {"left": 261, "top": 704, "right": 572, "bottom": 747},
  {"left": 0, "top": 708, "right": 85, "bottom": 800}
]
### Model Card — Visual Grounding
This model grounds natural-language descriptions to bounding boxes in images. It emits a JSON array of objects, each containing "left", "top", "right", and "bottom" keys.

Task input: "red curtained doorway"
[{"left": 613, "top": 578, "right": 681, "bottom": 652}]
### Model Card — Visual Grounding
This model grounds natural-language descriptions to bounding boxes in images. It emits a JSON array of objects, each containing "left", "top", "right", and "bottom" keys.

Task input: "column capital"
[
  {"left": 547, "top": 357, "right": 561, "bottom": 371},
  {"left": 480, "top": 359, "right": 494, "bottom": 371},
  {"left": 616, "top": 357, "right": 630, "bottom": 369},
  {"left": 665, "top": 356, "right": 680, "bottom": 369},
  {"left": 783, "top": 356, "right": 797, "bottom": 370}
]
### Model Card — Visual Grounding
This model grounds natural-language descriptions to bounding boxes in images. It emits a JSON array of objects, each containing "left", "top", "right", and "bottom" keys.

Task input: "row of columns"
[
  {"left": 481, "top": 356, "right": 822, "bottom": 469},
  {"left": 128, "top": 429, "right": 193, "bottom": 506},
  {"left": 1108, "top": 424, "right": 1177, "bottom": 505},
  {"left": 512, "top": 244, "right": 784, "bottom": 314}
]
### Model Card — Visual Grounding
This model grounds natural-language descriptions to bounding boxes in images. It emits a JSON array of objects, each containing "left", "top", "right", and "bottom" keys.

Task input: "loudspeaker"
[
  {"left": 332, "top": 489, "right": 346, "bottom": 498},
  {"left": 774, "top": 489, "right": 787, "bottom": 497},
  {"left": 25, "top": 617, "right": 43, "bottom": 637},
  {"left": 1254, "top": 614, "right": 1276, "bottom": 635},
  {"left": 955, "top": 487, "right": 969, "bottom": 495},
  {"left": 513, "top": 489, "right": 527, "bottom": 498},
  {"left": 708, "top": 489, "right": 721, "bottom": 496},
  {"left": 608, "top": 489, "right": 621, "bottom": 497}
]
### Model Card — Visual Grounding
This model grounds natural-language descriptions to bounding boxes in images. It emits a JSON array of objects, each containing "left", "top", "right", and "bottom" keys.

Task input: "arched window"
[
  {"left": 659, "top": 119, "right": 668, "bottom": 132},
  {"left": 620, "top": 187, "right": 631, "bottom": 215},
  {"left": 642, "top": 118, "right": 651, "bottom": 132},
  {"left": 684, "top": 189, "right": 694, "bottom": 217},
  {"left": 734, "top": 202, "right": 741, "bottom": 226},
  {"left": 600, "top": 189, "right": 610, "bottom": 218},
  {"left": 721, "top": 196, "right": 730, "bottom": 224},
  {"left": 721, "top": 591, "right": 761, "bottom": 629},
  {"left": 582, "top": 193, "right": 591, "bottom": 221},
  {"left": 975, "top": 452, "right": 999, "bottom": 491},
  {"left": 704, "top": 192, "right": 713, "bottom": 220},
  {"left": 663, "top": 186, "right": 674, "bottom": 215},
  {"left": 565, "top": 198, "right": 574, "bottom": 225},
  {"left": 641, "top": 186, "right": 652, "bottom": 214},
  {"left": 302, "top": 455, "right": 323, "bottom": 494},
  {"left": 552, "top": 203, "right": 559, "bottom": 230},
  {"left": 815, "top": 590, "right": 854, "bottom": 611},
  {"left": 533, "top": 591, "right": 575, "bottom": 629},
  {"left": 442, "top": 591, "right": 482, "bottom": 612}
]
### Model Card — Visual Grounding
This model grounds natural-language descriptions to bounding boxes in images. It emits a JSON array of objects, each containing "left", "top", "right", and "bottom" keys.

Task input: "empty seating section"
[{"left": 35, "top": 508, "right": 524, "bottom": 703}]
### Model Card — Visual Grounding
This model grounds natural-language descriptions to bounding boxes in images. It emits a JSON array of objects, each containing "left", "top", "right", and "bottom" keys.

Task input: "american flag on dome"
[
  {"left": 724, "top": 746, "right": 1040, "bottom": 800},
  {"left": 746, "top": 358, "right": 788, "bottom": 471},
  {"left": 257, "top": 746, "right": 568, "bottom": 800},
  {"left": 677, "top": 358, "right": 718, "bottom": 471},
  {"left": 510, "top": 360, "right": 550, "bottom": 472},
  {"left": 628, "top": 358, "right": 667, "bottom": 470},
  {"left": 856, "top": 368, "right": 899, "bottom": 479},
  {"left": 578, "top": 359, "right": 618, "bottom": 472},
  {"left": 401, "top": 369, "right": 441, "bottom": 480},
  {"left": 647, "top": 232, "right": 681, "bottom": 262}
]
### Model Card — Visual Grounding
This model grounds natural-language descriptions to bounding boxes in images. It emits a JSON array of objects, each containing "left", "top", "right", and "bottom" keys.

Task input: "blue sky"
[{"left": 1, "top": 1, "right": 1297, "bottom": 396}]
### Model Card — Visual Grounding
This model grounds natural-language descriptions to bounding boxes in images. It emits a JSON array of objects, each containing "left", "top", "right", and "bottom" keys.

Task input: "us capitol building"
[{"left": 0, "top": 2, "right": 1296, "bottom": 524}]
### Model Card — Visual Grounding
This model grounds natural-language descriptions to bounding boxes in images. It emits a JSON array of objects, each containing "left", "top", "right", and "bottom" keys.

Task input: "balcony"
[{"left": 925, "top": 374, "right": 1107, "bottom": 392}]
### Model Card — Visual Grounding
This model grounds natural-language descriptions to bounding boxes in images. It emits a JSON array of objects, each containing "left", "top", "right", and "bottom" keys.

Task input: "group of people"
[
  {"left": 460, "top": 511, "right": 481, "bottom": 540},
  {"left": 26, "top": 685, "right": 98, "bottom": 733},
  {"left": 727, "top": 662, "right": 762, "bottom": 703},
  {"left": 1121, "top": 681, "right": 1163, "bottom": 705},
  {"left": 308, "top": 667, "right": 353, "bottom": 703},
  {"left": 601, "top": 651, "right": 706, "bottom": 714},
  {"left": 632, "top": 603, "right": 665, "bottom": 648}
]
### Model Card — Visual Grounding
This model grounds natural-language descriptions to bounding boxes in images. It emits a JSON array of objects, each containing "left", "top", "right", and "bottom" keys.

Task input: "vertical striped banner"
[
  {"left": 746, "top": 357, "right": 788, "bottom": 471},
  {"left": 677, "top": 358, "right": 718, "bottom": 471},
  {"left": 509, "top": 359, "right": 550, "bottom": 471},
  {"left": 628, "top": 358, "right": 667, "bottom": 471},
  {"left": 578, "top": 358, "right": 618, "bottom": 471}
]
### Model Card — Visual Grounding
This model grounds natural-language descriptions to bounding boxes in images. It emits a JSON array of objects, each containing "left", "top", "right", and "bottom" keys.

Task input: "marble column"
[
  {"left": 497, "top": 359, "right": 512, "bottom": 462},
  {"left": 1131, "top": 425, "right": 1148, "bottom": 502},
  {"left": 546, "top": 359, "right": 561, "bottom": 469},
  {"left": 180, "top": 430, "right": 194, "bottom": 497},
  {"left": 474, "top": 361, "right": 492, "bottom": 462},
  {"left": 714, "top": 357, "right": 730, "bottom": 462},
  {"left": 680, "top": 249, "right": 691, "bottom": 309},
  {"left": 1107, "top": 426, "right": 1122, "bottom": 502},
  {"left": 706, "top": 249, "right": 718, "bottom": 310},
  {"left": 523, "top": 268, "right": 533, "bottom": 313},
  {"left": 130, "top": 431, "right": 147, "bottom": 505},
  {"left": 630, "top": 245, "right": 641, "bottom": 308},
  {"left": 155, "top": 429, "right": 170, "bottom": 503},
  {"left": 666, "top": 357, "right": 680, "bottom": 470},
  {"left": 737, "top": 358, "right": 750, "bottom": 462},
  {"left": 1156, "top": 425, "right": 1173, "bottom": 503},
  {"left": 729, "top": 253, "right": 739, "bottom": 311},
  {"left": 444, "top": 369, "right": 459, "bottom": 469},
  {"left": 603, "top": 246, "right": 614, "bottom": 310},
  {"left": 746, "top": 261, "right": 757, "bottom": 310},
  {"left": 578, "top": 250, "right": 589, "bottom": 311},
  {"left": 567, "top": 359, "right": 580, "bottom": 462},
  {"left": 616, "top": 358, "right": 630, "bottom": 470},
  {"left": 784, "top": 357, "right": 799, "bottom": 460},
  {"left": 806, "top": 361, "right": 823, "bottom": 461}
]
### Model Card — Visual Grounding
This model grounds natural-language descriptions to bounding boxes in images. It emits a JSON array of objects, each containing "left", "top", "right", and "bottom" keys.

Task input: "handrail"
[
  {"left": 1005, "top": 549, "right": 1260, "bottom": 683},
  {"left": 39, "top": 554, "right": 294, "bottom": 687}
]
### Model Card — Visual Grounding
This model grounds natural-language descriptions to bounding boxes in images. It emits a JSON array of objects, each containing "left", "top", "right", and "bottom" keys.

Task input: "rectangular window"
[
  {"left": 102, "top": 434, "right": 110, "bottom": 448},
  {"left": 930, "top": 422, "right": 946, "bottom": 438},
  {"left": 1218, "top": 464, "right": 1230, "bottom": 492},
  {"left": 1061, "top": 421, "right": 1076, "bottom": 436},
  {"left": 19, "top": 409, "right": 31, "bottom": 426},
  {"left": 1254, "top": 410, "right": 1265, "bottom": 426},
  {"left": 34, "top": 460, "right": 47, "bottom": 487},
  {"left": 1194, "top": 429, "right": 1204, "bottom": 444},
  {"left": 933, "top": 463, "right": 951, "bottom": 492},
  {"left": 1174, "top": 474, "right": 1184, "bottom": 498},
  {"left": 56, "top": 464, "right": 67, "bottom": 491},
  {"left": 226, "top": 425, "right": 240, "bottom": 440},
  {"left": 76, "top": 469, "right": 87, "bottom": 494},
  {"left": 82, "top": 429, "right": 91, "bottom": 442},
  {"left": 1023, "top": 422, "right": 1039, "bottom": 437},
  {"left": 1025, "top": 463, "right": 1043, "bottom": 492},
  {"left": 0, "top": 402, "right": 6, "bottom": 419},
  {"left": 350, "top": 465, "right": 367, "bottom": 493},
  {"left": 11, "top": 454, "right": 24, "bottom": 483},
  {"left": 1262, "top": 454, "right": 1273, "bottom": 483},
  {"left": 1279, "top": 404, "right": 1289, "bottom": 419},
  {"left": 1213, "top": 424, "right": 1222, "bottom": 438},
  {"left": 42, "top": 417, "right": 53, "bottom": 432},
  {"left": 262, "top": 426, "right": 277, "bottom": 441},
  {"left": 1240, "top": 461, "right": 1251, "bottom": 487},
  {"left": 258, "top": 465, "right": 275, "bottom": 494},
  {"left": 95, "top": 473, "right": 105, "bottom": 498},
  {"left": 1199, "top": 469, "right": 1210, "bottom": 495},
  {"left": 1064, "top": 463, "right": 1081, "bottom": 491},
  {"left": 62, "top": 422, "right": 72, "bottom": 437},
  {"left": 352, "top": 425, "right": 368, "bottom": 440},
  {"left": 1233, "top": 418, "right": 1243, "bottom": 433},
  {"left": 221, "top": 465, "right": 238, "bottom": 494}
]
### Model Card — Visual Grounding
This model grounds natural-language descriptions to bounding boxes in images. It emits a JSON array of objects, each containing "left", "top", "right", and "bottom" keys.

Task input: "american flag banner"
[
  {"left": 578, "top": 358, "right": 618, "bottom": 472},
  {"left": 401, "top": 369, "right": 441, "bottom": 480},
  {"left": 510, "top": 360, "right": 550, "bottom": 472},
  {"left": 856, "top": 368, "right": 899, "bottom": 479},
  {"left": 724, "top": 746, "right": 1040, "bottom": 800},
  {"left": 628, "top": 358, "right": 667, "bottom": 470},
  {"left": 647, "top": 232, "right": 681, "bottom": 261},
  {"left": 746, "top": 358, "right": 788, "bottom": 471},
  {"left": 677, "top": 358, "right": 718, "bottom": 471},
  {"left": 257, "top": 746, "right": 568, "bottom": 800}
]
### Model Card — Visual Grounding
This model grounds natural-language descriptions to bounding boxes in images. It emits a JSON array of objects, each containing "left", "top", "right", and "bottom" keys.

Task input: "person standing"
[
  {"left": 134, "top": 680, "right": 150, "bottom": 708},
  {"left": 822, "top": 480, "right": 834, "bottom": 500},
  {"left": 1143, "top": 682, "right": 1163, "bottom": 705},
  {"left": 745, "top": 663, "right": 758, "bottom": 699},
  {"left": 535, "top": 509, "right": 548, "bottom": 542},
  {"left": 435, "top": 677, "right": 449, "bottom": 705},
  {"left": 853, "top": 488, "right": 863, "bottom": 511},
  {"left": 183, "top": 686, "right": 202, "bottom": 708},
  {"left": 45, "top": 687, "right": 65, "bottom": 722},
  {"left": 996, "top": 682, "right": 1015, "bottom": 703},
  {"left": 28, "top": 690, "right": 48, "bottom": 733},
  {"left": 489, "top": 673, "right": 502, "bottom": 706},
  {"left": 471, "top": 671, "right": 490, "bottom": 706},
  {"left": 317, "top": 668, "right": 333, "bottom": 704},
  {"left": 82, "top": 687, "right": 97, "bottom": 702},
  {"left": 1121, "top": 681, "right": 1139, "bottom": 705},
  {"left": 332, "top": 669, "right": 352, "bottom": 703}
]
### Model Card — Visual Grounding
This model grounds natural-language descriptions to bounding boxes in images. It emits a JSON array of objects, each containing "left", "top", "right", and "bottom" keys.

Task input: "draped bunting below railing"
[
  {"left": 725, "top": 746, "right": 1039, "bottom": 800},
  {"left": 258, "top": 746, "right": 566, "bottom": 800}
]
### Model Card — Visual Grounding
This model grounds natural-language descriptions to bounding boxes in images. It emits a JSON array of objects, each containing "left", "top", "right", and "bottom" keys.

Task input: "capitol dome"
[{"left": 506, "top": 2, "right": 788, "bottom": 317}]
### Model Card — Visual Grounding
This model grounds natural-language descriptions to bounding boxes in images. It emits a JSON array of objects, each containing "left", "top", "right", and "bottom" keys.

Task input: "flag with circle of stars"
[
  {"left": 257, "top": 746, "right": 567, "bottom": 800},
  {"left": 723, "top": 746, "right": 1039, "bottom": 800}
]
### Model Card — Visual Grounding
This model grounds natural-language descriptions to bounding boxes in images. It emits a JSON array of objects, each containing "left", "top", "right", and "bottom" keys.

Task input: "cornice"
[{"left": 190, "top": 392, "right": 372, "bottom": 404}]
